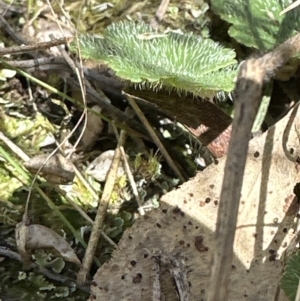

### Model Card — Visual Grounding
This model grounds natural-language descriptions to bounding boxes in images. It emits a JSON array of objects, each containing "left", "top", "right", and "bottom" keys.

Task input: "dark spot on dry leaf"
[
  {"left": 214, "top": 200, "right": 219, "bottom": 206},
  {"left": 214, "top": 159, "right": 219, "bottom": 165},
  {"left": 121, "top": 275, "right": 125, "bottom": 280},
  {"left": 188, "top": 221, "right": 193, "bottom": 226},
  {"left": 156, "top": 223, "right": 161, "bottom": 228},
  {"left": 188, "top": 281, "right": 191, "bottom": 287},
  {"left": 184, "top": 199, "right": 187, "bottom": 204},
  {"left": 274, "top": 239, "right": 278, "bottom": 243},
  {"left": 187, "top": 243, "right": 190, "bottom": 247},
  {"left": 195, "top": 226, "right": 199, "bottom": 229},
  {"left": 290, "top": 148, "right": 294, "bottom": 154},
  {"left": 194, "top": 236, "right": 208, "bottom": 252},
  {"left": 241, "top": 200, "right": 245, "bottom": 205},
  {"left": 91, "top": 294, "right": 96, "bottom": 300},
  {"left": 232, "top": 265, "right": 236, "bottom": 269},
  {"left": 183, "top": 225, "right": 187, "bottom": 230},
  {"left": 128, "top": 235, "right": 133, "bottom": 239},
  {"left": 189, "top": 193, "right": 194, "bottom": 197},
  {"left": 252, "top": 233, "right": 257, "bottom": 238},
  {"left": 271, "top": 230, "right": 274, "bottom": 235},
  {"left": 144, "top": 253, "right": 148, "bottom": 258},
  {"left": 244, "top": 294, "right": 248, "bottom": 297},
  {"left": 283, "top": 227, "right": 288, "bottom": 233},
  {"left": 130, "top": 260, "right": 137, "bottom": 266},
  {"left": 269, "top": 191, "right": 273, "bottom": 194},
  {"left": 205, "top": 197, "right": 211, "bottom": 203},
  {"left": 209, "top": 184, "right": 214, "bottom": 189},
  {"left": 179, "top": 240, "right": 185, "bottom": 245},
  {"left": 200, "top": 201, "right": 205, "bottom": 207},
  {"left": 132, "top": 273, "right": 142, "bottom": 284},
  {"left": 173, "top": 207, "right": 182, "bottom": 215},
  {"left": 201, "top": 289, "right": 205, "bottom": 294},
  {"left": 254, "top": 151, "right": 260, "bottom": 158},
  {"left": 91, "top": 281, "right": 97, "bottom": 286},
  {"left": 282, "top": 242, "right": 288, "bottom": 247},
  {"left": 162, "top": 209, "right": 167, "bottom": 214},
  {"left": 246, "top": 269, "right": 250, "bottom": 273},
  {"left": 268, "top": 249, "right": 277, "bottom": 261}
]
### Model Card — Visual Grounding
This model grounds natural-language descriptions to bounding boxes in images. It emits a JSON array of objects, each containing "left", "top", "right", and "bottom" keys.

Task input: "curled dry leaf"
[
  {"left": 16, "top": 222, "right": 81, "bottom": 268},
  {"left": 79, "top": 105, "right": 104, "bottom": 149},
  {"left": 24, "top": 153, "right": 75, "bottom": 184},
  {"left": 86, "top": 150, "right": 126, "bottom": 182},
  {"left": 88, "top": 105, "right": 300, "bottom": 300}
]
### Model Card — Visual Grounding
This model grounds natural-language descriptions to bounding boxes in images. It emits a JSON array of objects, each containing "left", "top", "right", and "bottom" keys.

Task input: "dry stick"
[
  {"left": 120, "top": 146, "right": 145, "bottom": 216},
  {"left": 0, "top": 37, "right": 72, "bottom": 56},
  {"left": 0, "top": 131, "right": 30, "bottom": 161},
  {"left": 280, "top": 0, "right": 300, "bottom": 15},
  {"left": 207, "top": 32, "right": 300, "bottom": 301},
  {"left": 125, "top": 93, "right": 186, "bottom": 182},
  {"left": 150, "top": 0, "right": 170, "bottom": 29},
  {"left": 77, "top": 130, "right": 127, "bottom": 285},
  {"left": 55, "top": 186, "right": 117, "bottom": 248}
]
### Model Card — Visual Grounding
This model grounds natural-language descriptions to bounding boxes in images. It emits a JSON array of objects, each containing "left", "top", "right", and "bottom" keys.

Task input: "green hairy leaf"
[
  {"left": 280, "top": 251, "right": 300, "bottom": 301},
  {"left": 212, "top": 0, "right": 300, "bottom": 50},
  {"left": 70, "top": 21, "right": 237, "bottom": 97}
]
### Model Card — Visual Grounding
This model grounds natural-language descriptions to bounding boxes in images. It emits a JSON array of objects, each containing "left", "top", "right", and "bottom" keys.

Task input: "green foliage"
[
  {"left": 70, "top": 21, "right": 237, "bottom": 97},
  {"left": 104, "top": 212, "right": 132, "bottom": 238},
  {"left": 212, "top": 0, "right": 300, "bottom": 50},
  {"left": 280, "top": 251, "right": 300, "bottom": 300}
]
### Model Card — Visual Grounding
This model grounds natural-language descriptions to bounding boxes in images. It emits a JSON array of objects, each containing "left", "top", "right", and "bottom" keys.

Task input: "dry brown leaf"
[
  {"left": 86, "top": 150, "right": 126, "bottom": 182},
  {"left": 24, "top": 153, "right": 75, "bottom": 184},
  {"left": 88, "top": 105, "right": 300, "bottom": 301},
  {"left": 79, "top": 105, "right": 104, "bottom": 149},
  {"left": 16, "top": 222, "right": 81, "bottom": 268}
]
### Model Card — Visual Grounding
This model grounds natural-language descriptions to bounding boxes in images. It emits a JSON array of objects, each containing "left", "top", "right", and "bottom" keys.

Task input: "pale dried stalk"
[
  {"left": 120, "top": 146, "right": 145, "bottom": 216},
  {"left": 280, "top": 0, "right": 300, "bottom": 15},
  {"left": 207, "top": 32, "right": 300, "bottom": 301},
  {"left": 77, "top": 130, "right": 127, "bottom": 285},
  {"left": 125, "top": 92, "right": 185, "bottom": 182}
]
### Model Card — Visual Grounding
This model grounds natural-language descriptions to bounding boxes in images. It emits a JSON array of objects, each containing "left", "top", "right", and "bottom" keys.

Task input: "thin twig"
[
  {"left": 0, "top": 37, "right": 72, "bottom": 56},
  {"left": 280, "top": 0, "right": 300, "bottom": 15},
  {"left": 55, "top": 186, "right": 117, "bottom": 248},
  {"left": 207, "top": 32, "right": 300, "bottom": 301},
  {"left": 120, "top": 146, "right": 145, "bottom": 215},
  {"left": 77, "top": 128, "right": 127, "bottom": 285},
  {"left": 125, "top": 92, "right": 186, "bottom": 182},
  {"left": 0, "top": 131, "right": 30, "bottom": 161}
]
